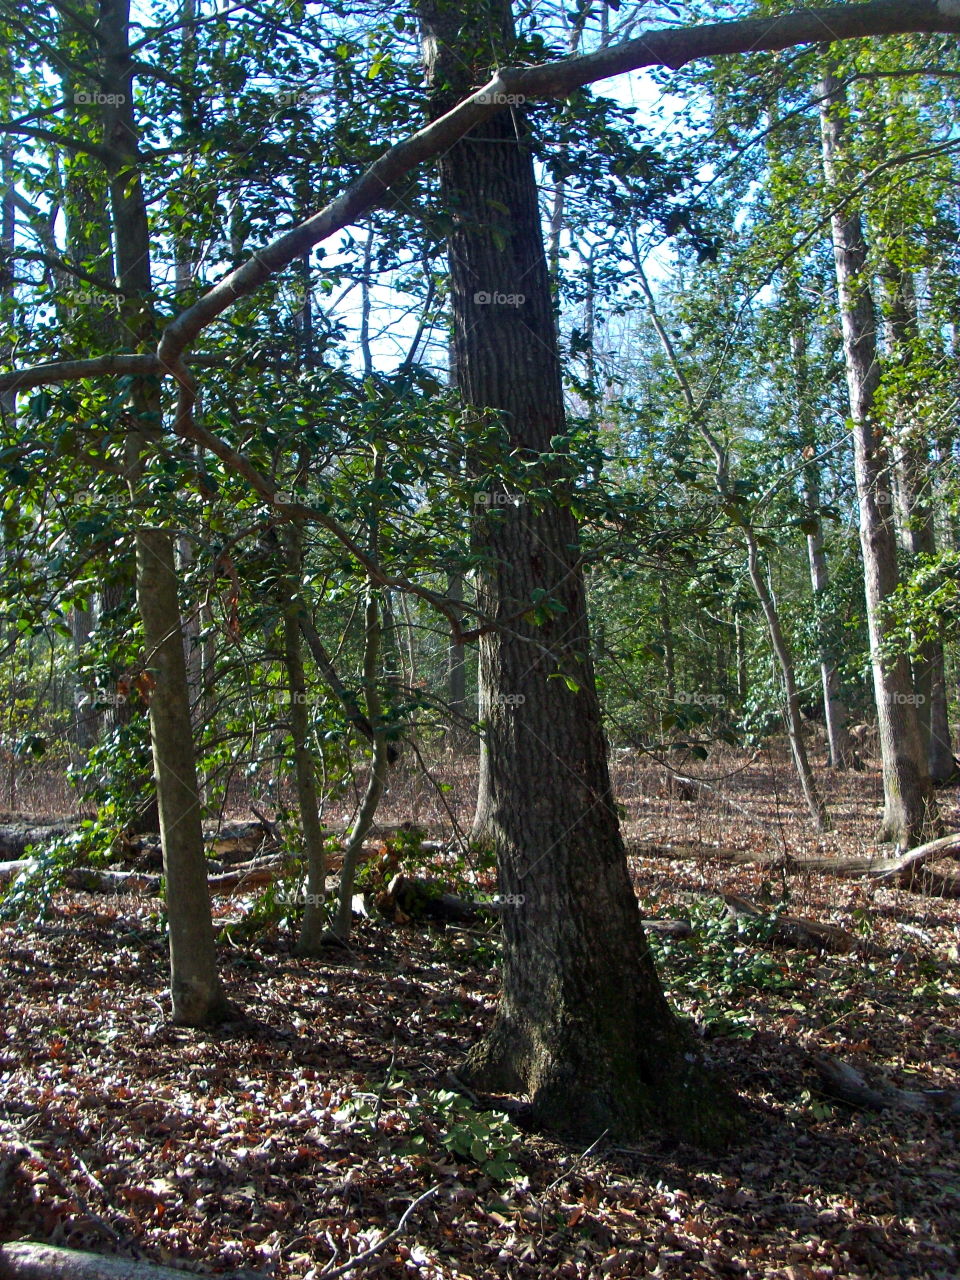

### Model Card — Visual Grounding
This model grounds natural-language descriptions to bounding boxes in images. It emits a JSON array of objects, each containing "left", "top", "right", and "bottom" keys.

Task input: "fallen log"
[
  {"left": 375, "top": 874, "right": 487, "bottom": 925},
  {"left": 206, "top": 856, "right": 289, "bottom": 894},
  {"left": 813, "top": 1054, "right": 960, "bottom": 1116},
  {"left": 627, "top": 832, "right": 960, "bottom": 896},
  {"left": 628, "top": 840, "right": 900, "bottom": 874},
  {"left": 869, "top": 832, "right": 960, "bottom": 895},
  {"left": 0, "top": 860, "right": 36, "bottom": 886},
  {"left": 200, "top": 819, "right": 275, "bottom": 860},
  {"left": 640, "top": 917, "right": 694, "bottom": 940},
  {"left": 0, "top": 855, "right": 291, "bottom": 898},
  {"left": 722, "top": 894, "right": 879, "bottom": 956},
  {"left": 0, "top": 820, "right": 279, "bottom": 864},
  {"left": 0, "top": 1243, "right": 264, "bottom": 1280},
  {"left": 64, "top": 868, "right": 161, "bottom": 895},
  {"left": 0, "top": 823, "right": 76, "bottom": 860}
]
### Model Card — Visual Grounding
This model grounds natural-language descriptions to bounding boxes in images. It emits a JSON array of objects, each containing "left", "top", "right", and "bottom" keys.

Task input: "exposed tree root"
[{"left": 813, "top": 1054, "right": 960, "bottom": 1116}]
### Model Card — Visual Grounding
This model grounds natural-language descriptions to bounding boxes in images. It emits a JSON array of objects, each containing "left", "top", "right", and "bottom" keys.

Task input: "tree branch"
[
  {"left": 0, "top": 354, "right": 159, "bottom": 393},
  {"left": 157, "top": 0, "right": 960, "bottom": 364},
  {"left": 0, "top": 123, "right": 110, "bottom": 160}
]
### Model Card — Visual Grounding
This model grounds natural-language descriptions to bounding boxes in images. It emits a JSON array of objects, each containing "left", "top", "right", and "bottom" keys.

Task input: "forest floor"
[{"left": 1, "top": 742, "right": 959, "bottom": 1280}]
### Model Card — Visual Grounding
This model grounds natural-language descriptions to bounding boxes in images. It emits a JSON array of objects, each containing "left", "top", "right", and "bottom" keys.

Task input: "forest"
[{"left": 0, "top": 0, "right": 959, "bottom": 1276}]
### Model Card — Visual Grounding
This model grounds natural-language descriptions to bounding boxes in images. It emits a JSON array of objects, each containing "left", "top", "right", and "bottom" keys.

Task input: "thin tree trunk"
[
  {"left": 101, "top": 0, "right": 229, "bottom": 1023},
  {"left": 660, "top": 581, "right": 676, "bottom": 700},
  {"left": 819, "top": 73, "right": 936, "bottom": 846},
  {"left": 1, "top": 145, "right": 17, "bottom": 427},
  {"left": 735, "top": 613, "right": 748, "bottom": 702},
  {"left": 280, "top": 528, "right": 328, "bottom": 956},
  {"left": 634, "top": 264, "right": 826, "bottom": 828},
  {"left": 803, "top": 472, "right": 853, "bottom": 769},
  {"left": 134, "top": 528, "right": 230, "bottom": 1021},
  {"left": 69, "top": 606, "right": 97, "bottom": 751},
  {"left": 57, "top": 5, "right": 116, "bottom": 753},
  {"left": 882, "top": 267, "right": 954, "bottom": 781},
  {"left": 1, "top": 137, "right": 17, "bottom": 645},
  {"left": 418, "top": 0, "right": 739, "bottom": 1147},
  {"left": 789, "top": 316, "right": 853, "bottom": 768},
  {"left": 331, "top": 590, "right": 390, "bottom": 942},
  {"left": 745, "top": 529, "right": 828, "bottom": 830}
]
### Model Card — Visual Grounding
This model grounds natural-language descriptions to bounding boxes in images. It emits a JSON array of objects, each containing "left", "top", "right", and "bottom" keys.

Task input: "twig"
[
  {"left": 372, "top": 1040, "right": 397, "bottom": 1132},
  {"left": 545, "top": 1129, "right": 609, "bottom": 1192},
  {"left": 442, "top": 1071, "right": 481, "bottom": 1106},
  {"left": 250, "top": 803, "right": 281, "bottom": 842},
  {"left": 315, "top": 1184, "right": 440, "bottom": 1279}
]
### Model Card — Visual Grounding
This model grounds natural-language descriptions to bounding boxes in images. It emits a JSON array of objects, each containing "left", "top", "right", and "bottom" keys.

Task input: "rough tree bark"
[
  {"left": 818, "top": 71, "right": 936, "bottom": 846},
  {"left": 417, "top": 0, "right": 739, "bottom": 1145},
  {"left": 446, "top": 569, "right": 467, "bottom": 726}
]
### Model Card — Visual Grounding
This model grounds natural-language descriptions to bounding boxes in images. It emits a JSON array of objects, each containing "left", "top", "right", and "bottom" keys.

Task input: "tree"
[
  {"left": 634, "top": 258, "right": 828, "bottom": 828},
  {"left": 818, "top": 69, "right": 937, "bottom": 846},
  {"left": 4, "top": 0, "right": 960, "bottom": 1132},
  {"left": 101, "top": 0, "right": 231, "bottom": 1023},
  {"left": 415, "top": 0, "right": 739, "bottom": 1143},
  {"left": 785, "top": 291, "right": 855, "bottom": 770}
]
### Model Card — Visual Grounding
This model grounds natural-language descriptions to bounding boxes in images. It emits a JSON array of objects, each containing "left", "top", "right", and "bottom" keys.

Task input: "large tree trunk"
[
  {"left": 818, "top": 72, "right": 936, "bottom": 846},
  {"left": 101, "top": 0, "right": 229, "bottom": 1023},
  {"left": 418, "top": 0, "right": 738, "bottom": 1146}
]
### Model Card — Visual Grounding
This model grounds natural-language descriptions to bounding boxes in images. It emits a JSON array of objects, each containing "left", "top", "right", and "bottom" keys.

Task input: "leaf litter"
[{"left": 0, "top": 748, "right": 958, "bottom": 1279}]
